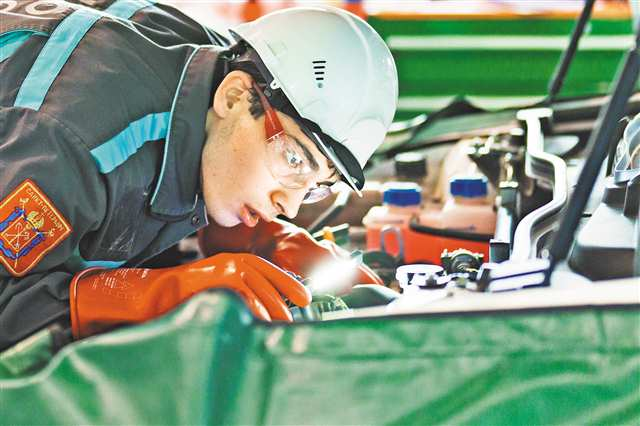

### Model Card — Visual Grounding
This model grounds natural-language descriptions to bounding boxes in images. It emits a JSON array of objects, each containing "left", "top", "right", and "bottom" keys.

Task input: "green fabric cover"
[{"left": 1, "top": 291, "right": 638, "bottom": 425}]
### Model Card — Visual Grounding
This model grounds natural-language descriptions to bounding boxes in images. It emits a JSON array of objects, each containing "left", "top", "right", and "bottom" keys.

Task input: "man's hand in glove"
[
  {"left": 197, "top": 218, "right": 383, "bottom": 286},
  {"left": 69, "top": 253, "right": 311, "bottom": 339}
]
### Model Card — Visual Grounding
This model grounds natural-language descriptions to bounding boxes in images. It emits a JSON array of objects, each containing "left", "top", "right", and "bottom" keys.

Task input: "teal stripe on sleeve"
[
  {"left": 105, "top": 0, "right": 157, "bottom": 20},
  {"left": 90, "top": 112, "right": 171, "bottom": 173},
  {"left": 65, "top": 247, "right": 125, "bottom": 272},
  {"left": 14, "top": 8, "right": 101, "bottom": 110},
  {"left": 79, "top": 259, "right": 125, "bottom": 269},
  {"left": 0, "top": 31, "right": 48, "bottom": 63}
]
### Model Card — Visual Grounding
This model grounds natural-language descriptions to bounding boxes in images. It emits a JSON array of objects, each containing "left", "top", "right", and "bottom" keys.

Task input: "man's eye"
[{"left": 284, "top": 149, "right": 304, "bottom": 169}]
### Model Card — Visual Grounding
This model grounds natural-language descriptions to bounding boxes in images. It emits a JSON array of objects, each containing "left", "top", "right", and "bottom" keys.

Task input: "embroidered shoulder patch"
[{"left": 0, "top": 180, "right": 72, "bottom": 277}]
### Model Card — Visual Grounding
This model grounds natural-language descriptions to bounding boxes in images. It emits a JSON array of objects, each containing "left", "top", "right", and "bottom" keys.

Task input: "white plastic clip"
[{"left": 395, "top": 264, "right": 443, "bottom": 292}]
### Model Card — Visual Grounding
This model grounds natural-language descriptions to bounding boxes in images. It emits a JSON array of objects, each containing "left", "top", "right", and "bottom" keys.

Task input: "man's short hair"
[{"left": 227, "top": 41, "right": 267, "bottom": 119}]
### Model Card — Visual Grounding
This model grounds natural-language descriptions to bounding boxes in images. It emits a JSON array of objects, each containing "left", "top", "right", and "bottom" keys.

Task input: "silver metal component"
[{"left": 511, "top": 108, "right": 569, "bottom": 260}]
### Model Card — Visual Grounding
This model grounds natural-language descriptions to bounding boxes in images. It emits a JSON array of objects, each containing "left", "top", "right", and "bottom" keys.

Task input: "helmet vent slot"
[{"left": 312, "top": 60, "right": 327, "bottom": 88}]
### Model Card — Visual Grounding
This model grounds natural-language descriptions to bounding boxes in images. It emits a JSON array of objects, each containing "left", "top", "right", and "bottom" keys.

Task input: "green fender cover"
[{"left": 0, "top": 291, "right": 638, "bottom": 425}]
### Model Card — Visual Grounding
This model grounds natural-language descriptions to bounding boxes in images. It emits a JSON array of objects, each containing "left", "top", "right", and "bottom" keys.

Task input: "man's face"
[{"left": 201, "top": 78, "right": 337, "bottom": 227}]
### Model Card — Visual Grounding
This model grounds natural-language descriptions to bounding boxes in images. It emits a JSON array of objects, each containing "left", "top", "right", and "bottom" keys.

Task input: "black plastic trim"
[{"left": 409, "top": 219, "right": 493, "bottom": 242}]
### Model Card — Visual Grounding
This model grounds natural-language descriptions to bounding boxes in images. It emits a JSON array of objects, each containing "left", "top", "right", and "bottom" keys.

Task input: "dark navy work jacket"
[{"left": 0, "top": 0, "right": 230, "bottom": 349}]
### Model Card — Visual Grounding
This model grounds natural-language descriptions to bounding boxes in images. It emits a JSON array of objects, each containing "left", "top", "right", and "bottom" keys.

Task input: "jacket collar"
[{"left": 149, "top": 45, "right": 227, "bottom": 220}]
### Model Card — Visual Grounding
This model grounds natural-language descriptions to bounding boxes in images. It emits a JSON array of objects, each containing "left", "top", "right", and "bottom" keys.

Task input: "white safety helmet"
[{"left": 231, "top": 6, "right": 398, "bottom": 195}]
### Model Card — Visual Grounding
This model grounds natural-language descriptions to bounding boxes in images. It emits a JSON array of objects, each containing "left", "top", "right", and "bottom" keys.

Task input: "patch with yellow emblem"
[{"left": 0, "top": 180, "right": 72, "bottom": 277}]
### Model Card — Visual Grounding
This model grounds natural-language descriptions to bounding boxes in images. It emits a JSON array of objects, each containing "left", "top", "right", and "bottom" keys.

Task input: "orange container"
[
  {"left": 362, "top": 182, "right": 421, "bottom": 257},
  {"left": 406, "top": 175, "right": 496, "bottom": 264},
  {"left": 364, "top": 218, "right": 491, "bottom": 265},
  {"left": 405, "top": 220, "right": 491, "bottom": 264}
]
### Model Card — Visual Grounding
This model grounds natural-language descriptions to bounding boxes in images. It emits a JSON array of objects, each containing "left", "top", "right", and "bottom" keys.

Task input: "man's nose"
[{"left": 271, "top": 188, "right": 305, "bottom": 219}]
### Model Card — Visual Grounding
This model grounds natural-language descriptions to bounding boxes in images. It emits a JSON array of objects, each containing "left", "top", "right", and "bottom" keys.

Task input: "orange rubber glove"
[
  {"left": 69, "top": 253, "right": 311, "bottom": 339},
  {"left": 197, "top": 219, "right": 383, "bottom": 286}
]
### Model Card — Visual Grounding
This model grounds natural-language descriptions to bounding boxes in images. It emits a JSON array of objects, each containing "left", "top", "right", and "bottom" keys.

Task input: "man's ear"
[{"left": 212, "top": 71, "right": 253, "bottom": 118}]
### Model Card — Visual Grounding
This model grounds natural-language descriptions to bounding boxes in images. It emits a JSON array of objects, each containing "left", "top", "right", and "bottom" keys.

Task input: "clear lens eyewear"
[
  {"left": 264, "top": 132, "right": 314, "bottom": 189},
  {"left": 253, "top": 81, "right": 333, "bottom": 204},
  {"left": 302, "top": 184, "right": 333, "bottom": 204}
]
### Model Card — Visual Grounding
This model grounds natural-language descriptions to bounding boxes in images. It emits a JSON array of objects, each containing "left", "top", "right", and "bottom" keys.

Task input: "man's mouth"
[
  {"left": 239, "top": 203, "right": 277, "bottom": 227},
  {"left": 240, "top": 204, "right": 260, "bottom": 228},
  {"left": 240, "top": 205, "right": 260, "bottom": 227}
]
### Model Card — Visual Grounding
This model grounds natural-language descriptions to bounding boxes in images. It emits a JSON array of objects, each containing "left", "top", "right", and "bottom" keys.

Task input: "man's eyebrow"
[
  {"left": 292, "top": 137, "right": 319, "bottom": 171},
  {"left": 317, "top": 168, "right": 339, "bottom": 187},
  {"left": 292, "top": 135, "right": 339, "bottom": 184}
]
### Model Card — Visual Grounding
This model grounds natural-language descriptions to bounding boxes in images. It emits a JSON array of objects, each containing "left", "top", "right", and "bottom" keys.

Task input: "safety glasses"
[{"left": 252, "top": 81, "right": 333, "bottom": 204}]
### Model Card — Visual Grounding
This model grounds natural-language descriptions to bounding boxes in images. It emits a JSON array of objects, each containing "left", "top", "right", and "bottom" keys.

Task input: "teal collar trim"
[{"left": 149, "top": 46, "right": 226, "bottom": 220}]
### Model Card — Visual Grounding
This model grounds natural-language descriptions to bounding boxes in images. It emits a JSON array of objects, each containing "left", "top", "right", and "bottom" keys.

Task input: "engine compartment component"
[{"left": 292, "top": 26, "right": 640, "bottom": 317}]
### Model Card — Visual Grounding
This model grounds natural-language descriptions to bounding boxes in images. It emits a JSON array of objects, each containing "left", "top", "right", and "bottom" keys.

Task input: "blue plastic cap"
[
  {"left": 382, "top": 182, "right": 421, "bottom": 206},
  {"left": 450, "top": 176, "right": 488, "bottom": 197}
]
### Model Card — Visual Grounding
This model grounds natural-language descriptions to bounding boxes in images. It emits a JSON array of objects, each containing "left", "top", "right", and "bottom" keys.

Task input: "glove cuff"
[{"left": 69, "top": 267, "right": 105, "bottom": 339}]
